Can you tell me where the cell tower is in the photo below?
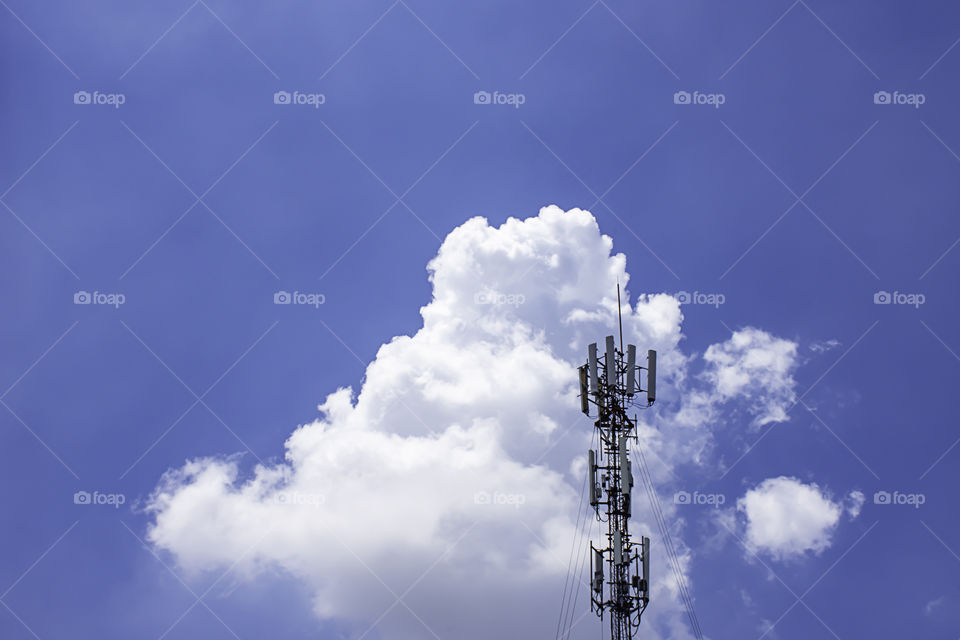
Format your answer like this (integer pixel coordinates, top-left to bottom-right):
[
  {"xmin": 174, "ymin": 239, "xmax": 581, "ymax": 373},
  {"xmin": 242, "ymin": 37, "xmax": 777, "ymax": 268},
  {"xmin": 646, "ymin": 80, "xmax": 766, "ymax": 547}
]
[{"xmin": 578, "ymin": 326, "xmax": 657, "ymax": 639}]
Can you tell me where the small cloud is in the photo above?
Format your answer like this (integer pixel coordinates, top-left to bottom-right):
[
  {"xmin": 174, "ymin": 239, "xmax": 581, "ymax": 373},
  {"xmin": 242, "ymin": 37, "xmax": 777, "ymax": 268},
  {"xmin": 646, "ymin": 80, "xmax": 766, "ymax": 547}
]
[
  {"xmin": 737, "ymin": 476, "xmax": 842, "ymax": 560},
  {"xmin": 924, "ymin": 596, "xmax": 945, "ymax": 616},
  {"xmin": 757, "ymin": 618, "xmax": 781, "ymax": 640},
  {"xmin": 703, "ymin": 328, "xmax": 798, "ymax": 427},
  {"xmin": 810, "ymin": 339, "xmax": 841, "ymax": 353},
  {"xmin": 846, "ymin": 490, "xmax": 865, "ymax": 518}
]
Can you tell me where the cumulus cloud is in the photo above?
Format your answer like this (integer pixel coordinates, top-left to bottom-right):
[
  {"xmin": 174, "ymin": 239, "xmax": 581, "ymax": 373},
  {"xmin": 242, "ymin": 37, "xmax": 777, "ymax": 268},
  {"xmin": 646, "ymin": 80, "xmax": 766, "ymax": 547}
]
[
  {"xmin": 147, "ymin": 206, "xmax": 803, "ymax": 639},
  {"xmin": 703, "ymin": 328, "xmax": 798, "ymax": 426},
  {"xmin": 737, "ymin": 477, "xmax": 843, "ymax": 560}
]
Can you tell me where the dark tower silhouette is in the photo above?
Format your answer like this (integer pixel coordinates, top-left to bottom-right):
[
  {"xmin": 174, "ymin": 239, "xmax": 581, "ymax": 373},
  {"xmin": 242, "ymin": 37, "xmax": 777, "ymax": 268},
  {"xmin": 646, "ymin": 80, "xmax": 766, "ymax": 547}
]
[{"xmin": 579, "ymin": 330, "xmax": 656, "ymax": 639}]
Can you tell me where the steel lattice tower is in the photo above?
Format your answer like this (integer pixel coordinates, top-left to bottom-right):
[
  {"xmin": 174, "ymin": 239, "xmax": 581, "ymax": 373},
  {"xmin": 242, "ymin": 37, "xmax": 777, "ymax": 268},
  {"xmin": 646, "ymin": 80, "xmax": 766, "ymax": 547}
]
[{"xmin": 579, "ymin": 333, "xmax": 656, "ymax": 640}]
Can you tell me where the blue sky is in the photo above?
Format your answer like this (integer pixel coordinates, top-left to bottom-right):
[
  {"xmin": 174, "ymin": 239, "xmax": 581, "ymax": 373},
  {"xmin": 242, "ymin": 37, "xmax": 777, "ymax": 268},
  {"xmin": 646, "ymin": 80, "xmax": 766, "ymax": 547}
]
[{"xmin": 2, "ymin": 1, "xmax": 959, "ymax": 638}]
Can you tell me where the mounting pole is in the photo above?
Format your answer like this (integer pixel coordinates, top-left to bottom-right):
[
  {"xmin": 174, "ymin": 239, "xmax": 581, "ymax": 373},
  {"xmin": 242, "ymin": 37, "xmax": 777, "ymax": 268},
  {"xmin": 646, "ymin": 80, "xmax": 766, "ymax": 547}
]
[{"xmin": 617, "ymin": 282, "xmax": 624, "ymax": 355}]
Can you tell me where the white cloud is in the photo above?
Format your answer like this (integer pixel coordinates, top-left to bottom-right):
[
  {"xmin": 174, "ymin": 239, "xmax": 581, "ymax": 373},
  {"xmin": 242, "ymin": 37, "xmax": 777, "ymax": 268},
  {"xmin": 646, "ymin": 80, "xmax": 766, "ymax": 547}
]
[
  {"xmin": 846, "ymin": 490, "xmax": 865, "ymax": 518},
  {"xmin": 809, "ymin": 339, "xmax": 840, "ymax": 353},
  {"xmin": 147, "ymin": 206, "xmax": 803, "ymax": 639},
  {"xmin": 703, "ymin": 327, "xmax": 798, "ymax": 426},
  {"xmin": 924, "ymin": 595, "xmax": 945, "ymax": 616},
  {"xmin": 737, "ymin": 476, "xmax": 842, "ymax": 560}
]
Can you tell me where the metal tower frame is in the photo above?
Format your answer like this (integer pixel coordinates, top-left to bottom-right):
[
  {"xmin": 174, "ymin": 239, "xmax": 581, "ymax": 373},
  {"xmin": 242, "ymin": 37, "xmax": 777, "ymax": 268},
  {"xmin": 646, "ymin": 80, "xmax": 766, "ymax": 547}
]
[{"xmin": 579, "ymin": 334, "xmax": 656, "ymax": 640}]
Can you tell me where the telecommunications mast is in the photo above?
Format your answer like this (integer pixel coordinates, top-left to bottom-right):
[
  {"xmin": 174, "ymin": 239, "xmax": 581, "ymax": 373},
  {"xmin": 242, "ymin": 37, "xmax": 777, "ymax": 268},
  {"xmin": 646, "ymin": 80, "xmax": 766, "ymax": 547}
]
[{"xmin": 578, "ymin": 312, "xmax": 657, "ymax": 639}]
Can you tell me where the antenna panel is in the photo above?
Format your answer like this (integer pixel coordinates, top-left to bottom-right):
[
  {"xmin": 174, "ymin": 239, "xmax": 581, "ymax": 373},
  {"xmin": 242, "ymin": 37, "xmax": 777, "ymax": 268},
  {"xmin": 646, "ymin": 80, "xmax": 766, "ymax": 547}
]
[
  {"xmin": 626, "ymin": 344, "xmax": 636, "ymax": 395},
  {"xmin": 605, "ymin": 335, "xmax": 615, "ymax": 387},
  {"xmin": 641, "ymin": 536, "xmax": 650, "ymax": 601},
  {"xmin": 619, "ymin": 437, "xmax": 632, "ymax": 491},
  {"xmin": 593, "ymin": 549, "xmax": 604, "ymax": 593},
  {"xmin": 579, "ymin": 365, "xmax": 590, "ymax": 415},
  {"xmin": 588, "ymin": 449, "xmax": 599, "ymax": 507},
  {"xmin": 588, "ymin": 343, "xmax": 599, "ymax": 394},
  {"xmin": 620, "ymin": 437, "xmax": 632, "ymax": 517},
  {"xmin": 647, "ymin": 350, "xmax": 657, "ymax": 404}
]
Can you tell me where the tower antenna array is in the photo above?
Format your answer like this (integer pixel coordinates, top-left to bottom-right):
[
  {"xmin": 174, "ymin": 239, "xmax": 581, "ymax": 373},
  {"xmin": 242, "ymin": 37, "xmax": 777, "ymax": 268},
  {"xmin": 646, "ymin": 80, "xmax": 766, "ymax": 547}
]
[{"xmin": 578, "ymin": 310, "xmax": 657, "ymax": 639}]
